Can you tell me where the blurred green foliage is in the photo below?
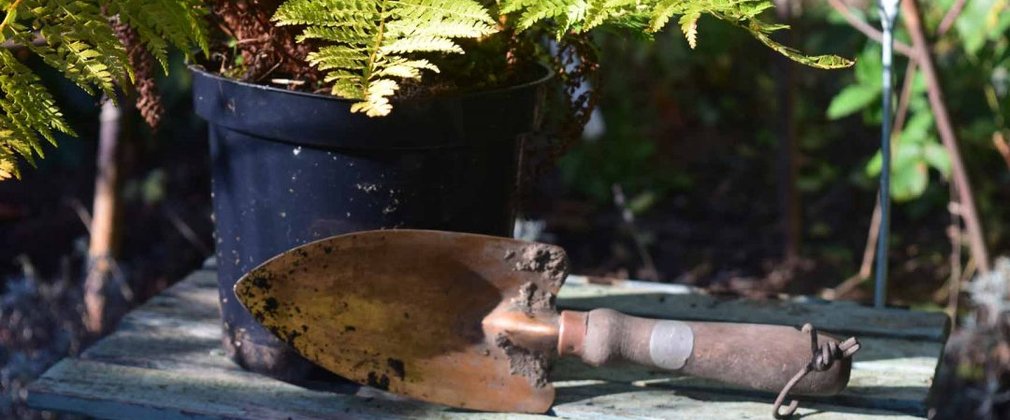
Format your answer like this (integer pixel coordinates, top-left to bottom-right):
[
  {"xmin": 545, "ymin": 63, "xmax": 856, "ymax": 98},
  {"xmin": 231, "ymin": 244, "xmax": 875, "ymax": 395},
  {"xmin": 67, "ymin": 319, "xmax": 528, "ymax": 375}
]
[
  {"xmin": 829, "ymin": 44, "xmax": 951, "ymax": 202},
  {"xmin": 839, "ymin": 0, "xmax": 1009, "ymax": 244},
  {"xmin": 556, "ymin": 0, "xmax": 1010, "ymax": 266},
  {"xmin": 559, "ymin": 16, "xmax": 777, "ymax": 208}
]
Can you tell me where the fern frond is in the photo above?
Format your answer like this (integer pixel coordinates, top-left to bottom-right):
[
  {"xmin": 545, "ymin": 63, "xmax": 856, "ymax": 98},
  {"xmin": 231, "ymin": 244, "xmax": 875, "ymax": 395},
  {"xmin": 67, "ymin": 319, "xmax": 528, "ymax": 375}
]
[
  {"xmin": 26, "ymin": 0, "xmax": 130, "ymax": 96},
  {"xmin": 106, "ymin": 0, "xmax": 210, "ymax": 72},
  {"xmin": 273, "ymin": 2, "xmax": 376, "ymax": 26},
  {"xmin": 299, "ymin": 25, "xmax": 371, "ymax": 40},
  {"xmin": 647, "ymin": 0, "xmax": 685, "ymax": 32},
  {"xmin": 741, "ymin": 20, "xmax": 854, "ymax": 69},
  {"xmin": 350, "ymin": 78, "xmax": 398, "ymax": 116},
  {"xmin": 679, "ymin": 12, "xmax": 699, "ymax": 49},
  {"xmin": 0, "ymin": 145, "xmax": 18, "ymax": 180},
  {"xmin": 308, "ymin": 46, "xmax": 369, "ymax": 71},
  {"xmin": 375, "ymin": 57, "xmax": 438, "ymax": 78},
  {"xmin": 583, "ymin": 0, "xmax": 643, "ymax": 31},
  {"xmin": 0, "ymin": 0, "xmax": 207, "ymax": 179},
  {"xmin": 500, "ymin": 0, "xmax": 851, "ymax": 68},
  {"xmin": 647, "ymin": 0, "xmax": 771, "ymax": 46},
  {"xmin": 501, "ymin": 0, "xmax": 647, "ymax": 36},
  {"xmin": 277, "ymin": 0, "xmax": 496, "ymax": 116},
  {"xmin": 501, "ymin": 0, "xmax": 569, "ymax": 32},
  {"xmin": 0, "ymin": 48, "xmax": 75, "ymax": 179},
  {"xmin": 381, "ymin": 36, "xmax": 463, "ymax": 54}
]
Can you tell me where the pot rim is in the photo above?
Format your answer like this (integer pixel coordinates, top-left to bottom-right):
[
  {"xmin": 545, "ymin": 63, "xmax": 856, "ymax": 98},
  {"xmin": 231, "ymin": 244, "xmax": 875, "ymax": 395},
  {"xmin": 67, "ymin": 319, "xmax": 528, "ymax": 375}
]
[{"xmin": 188, "ymin": 62, "xmax": 553, "ymax": 104}]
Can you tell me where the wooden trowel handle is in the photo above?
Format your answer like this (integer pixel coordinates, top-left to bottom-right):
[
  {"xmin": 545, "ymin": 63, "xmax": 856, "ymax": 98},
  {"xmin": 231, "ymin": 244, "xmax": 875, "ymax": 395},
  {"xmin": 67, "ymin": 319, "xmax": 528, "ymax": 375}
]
[{"xmin": 557, "ymin": 309, "xmax": 854, "ymax": 396}]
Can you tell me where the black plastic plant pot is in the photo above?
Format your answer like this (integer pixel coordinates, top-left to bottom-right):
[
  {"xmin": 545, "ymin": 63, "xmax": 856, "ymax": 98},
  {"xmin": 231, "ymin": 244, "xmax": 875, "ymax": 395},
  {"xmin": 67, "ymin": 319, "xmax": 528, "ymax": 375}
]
[{"xmin": 191, "ymin": 66, "xmax": 550, "ymax": 381}]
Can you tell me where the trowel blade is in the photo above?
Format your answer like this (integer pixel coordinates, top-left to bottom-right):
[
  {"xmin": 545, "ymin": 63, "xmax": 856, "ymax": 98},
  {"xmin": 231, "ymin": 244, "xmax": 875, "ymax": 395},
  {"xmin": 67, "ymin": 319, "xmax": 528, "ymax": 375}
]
[{"xmin": 234, "ymin": 229, "xmax": 567, "ymax": 413}]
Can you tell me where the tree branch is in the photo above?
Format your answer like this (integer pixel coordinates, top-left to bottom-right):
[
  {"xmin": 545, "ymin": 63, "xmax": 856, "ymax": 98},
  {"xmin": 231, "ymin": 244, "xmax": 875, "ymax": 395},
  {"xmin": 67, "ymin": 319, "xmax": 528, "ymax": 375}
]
[
  {"xmin": 937, "ymin": 0, "xmax": 966, "ymax": 36},
  {"xmin": 902, "ymin": 0, "xmax": 990, "ymax": 274},
  {"xmin": 826, "ymin": 0, "xmax": 916, "ymax": 58}
]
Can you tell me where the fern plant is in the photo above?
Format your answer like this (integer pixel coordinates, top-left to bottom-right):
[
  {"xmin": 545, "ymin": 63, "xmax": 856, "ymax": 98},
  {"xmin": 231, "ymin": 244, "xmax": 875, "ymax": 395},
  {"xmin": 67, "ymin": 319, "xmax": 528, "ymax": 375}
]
[
  {"xmin": 0, "ymin": 0, "xmax": 850, "ymax": 180},
  {"xmin": 280, "ymin": 0, "xmax": 852, "ymax": 117},
  {"xmin": 273, "ymin": 0, "xmax": 498, "ymax": 116},
  {"xmin": 0, "ymin": 0, "xmax": 207, "ymax": 180}
]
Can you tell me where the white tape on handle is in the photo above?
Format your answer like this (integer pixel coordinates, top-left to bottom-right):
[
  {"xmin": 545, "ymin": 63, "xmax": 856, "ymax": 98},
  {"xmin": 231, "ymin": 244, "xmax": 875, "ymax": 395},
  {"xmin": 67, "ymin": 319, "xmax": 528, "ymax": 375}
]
[{"xmin": 649, "ymin": 320, "xmax": 694, "ymax": 370}]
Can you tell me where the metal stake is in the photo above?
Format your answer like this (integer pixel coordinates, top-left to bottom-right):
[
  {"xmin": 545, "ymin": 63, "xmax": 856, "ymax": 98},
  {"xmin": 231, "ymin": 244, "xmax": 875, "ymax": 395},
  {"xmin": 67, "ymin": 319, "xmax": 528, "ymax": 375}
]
[{"xmin": 875, "ymin": 0, "xmax": 900, "ymax": 308}]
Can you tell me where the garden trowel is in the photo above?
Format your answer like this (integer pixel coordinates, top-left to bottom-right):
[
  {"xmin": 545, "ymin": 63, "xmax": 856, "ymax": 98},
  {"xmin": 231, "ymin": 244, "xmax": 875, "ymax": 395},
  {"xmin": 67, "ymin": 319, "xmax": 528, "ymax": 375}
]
[{"xmin": 235, "ymin": 229, "xmax": 857, "ymax": 414}]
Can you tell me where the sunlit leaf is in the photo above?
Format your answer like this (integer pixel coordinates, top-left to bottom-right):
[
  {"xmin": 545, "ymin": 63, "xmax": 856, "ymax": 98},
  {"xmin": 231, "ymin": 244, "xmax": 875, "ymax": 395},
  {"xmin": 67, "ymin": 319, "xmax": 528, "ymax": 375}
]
[
  {"xmin": 923, "ymin": 142, "xmax": 951, "ymax": 179},
  {"xmin": 827, "ymin": 84, "xmax": 879, "ymax": 119},
  {"xmin": 890, "ymin": 162, "xmax": 928, "ymax": 202},
  {"xmin": 954, "ymin": 0, "xmax": 996, "ymax": 55},
  {"xmin": 854, "ymin": 44, "xmax": 883, "ymax": 86}
]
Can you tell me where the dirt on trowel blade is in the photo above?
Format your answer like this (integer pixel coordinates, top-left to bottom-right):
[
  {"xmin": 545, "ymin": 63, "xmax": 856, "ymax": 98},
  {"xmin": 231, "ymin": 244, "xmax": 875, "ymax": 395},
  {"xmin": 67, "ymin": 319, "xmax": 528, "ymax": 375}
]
[
  {"xmin": 495, "ymin": 243, "xmax": 570, "ymax": 388},
  {"xmin": 506, "ymin": 244, "xmax": 568, "ymax": 314}
]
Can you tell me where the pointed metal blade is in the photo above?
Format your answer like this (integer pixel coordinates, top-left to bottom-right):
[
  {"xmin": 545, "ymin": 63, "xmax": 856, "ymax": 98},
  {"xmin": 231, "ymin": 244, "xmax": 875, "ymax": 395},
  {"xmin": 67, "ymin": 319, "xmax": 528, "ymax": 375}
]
[{"xmin": 235, "ymin": 229, "xmax": 567, "ymax": 413}]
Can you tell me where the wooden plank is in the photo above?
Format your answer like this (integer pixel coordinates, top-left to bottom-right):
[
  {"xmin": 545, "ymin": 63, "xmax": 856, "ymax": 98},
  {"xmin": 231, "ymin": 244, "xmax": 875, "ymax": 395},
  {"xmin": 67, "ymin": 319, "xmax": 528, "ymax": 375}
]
[
  {"xmin": 27, "ymin": 269, "xmax": 943, "ymax": 419},
  {"xmin": 83, "ymin": 303, "xmax": 938, "ymax": 417},
  {"xmin": 550, "ymin": 380, "xmax": 920, "ymax": 419},
  {"xmin": 27, "ymin": 358, "xmax": 916, "ymax": 420},
  {"xmin": 558, "ymin": 280, "xmax": 950, "ymax": 342},
  {"xmin": 87, "ymin": 307, "xmax": 937, "ymax": 415},
  {"xmin": 28, "ymin": 358, "xmax": 539, "ymax": 419},
  {"xmin": 551, "ymin": 346, "xmax": 934, "ymax": 416}
]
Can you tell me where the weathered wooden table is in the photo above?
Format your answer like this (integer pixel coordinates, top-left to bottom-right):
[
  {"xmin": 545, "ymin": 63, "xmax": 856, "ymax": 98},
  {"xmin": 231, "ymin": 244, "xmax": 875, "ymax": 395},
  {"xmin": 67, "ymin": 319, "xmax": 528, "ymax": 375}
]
[{"xmin": 28, "ymin": 263, "xmax": 948, "ymax": 419}]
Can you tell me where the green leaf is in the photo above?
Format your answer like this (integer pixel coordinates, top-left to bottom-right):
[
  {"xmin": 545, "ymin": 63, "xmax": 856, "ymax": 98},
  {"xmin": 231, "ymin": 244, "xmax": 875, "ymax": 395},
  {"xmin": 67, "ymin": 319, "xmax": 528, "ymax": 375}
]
[
  {"xmin": 827, "ymin": 84, "xmax": 879, "ymax": 119},
  {"xmin": 854, "ymin": 44, "xmax": 882, "ymax": 86},
  {"xmin": 923, "ymin": 142, "xmax": 951, "ymax": 179},
  {"xmin": 866, "ymin": 139, "xmax": 920, "ymax": 175},
  {"xmin": 890, "ymin": 162, "xmax": 928, "ymax": 202},
  {"xmin": 900, "ymin": 110, "xmax": 934, "ymax": 144},
  {"xmin": 865, "ymin": 141, "xmax": 933, "ymax": 202},
  {"xmin": 911, "ymin": 71, "xmax": 927, "ymax": 95},
  {"xmin": 954, "ymin": 0, "xmax": 996, "ymax": 56},
  {"xmin": 865, "ymin": 150, "xmax": 882, "ymax": 177}
]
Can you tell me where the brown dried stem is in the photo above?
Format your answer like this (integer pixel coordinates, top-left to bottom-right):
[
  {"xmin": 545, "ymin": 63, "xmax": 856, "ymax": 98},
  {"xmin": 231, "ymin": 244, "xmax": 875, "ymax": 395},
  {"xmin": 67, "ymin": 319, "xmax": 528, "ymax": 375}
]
[
  {"xmin": 937, "ymin": 0, "xmax": 966, "ymax": 36},
  {"xmin": 84, "ymin": 98, "xmax": 125, "ymax": 334},
  {"xmin": 902, "ymin": 0, "xmax": 990, "ymax": 274},
  {"xmin": 993, "ymin": 132, "xmax": 1010, "ymax": 170},
  {"xmin": 826, "ymin": 0, "xmax": 915, "ymax": 58},
  {"xmin": 947, "ymin": 182, "xmax": 962, "ymax": 323}
]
